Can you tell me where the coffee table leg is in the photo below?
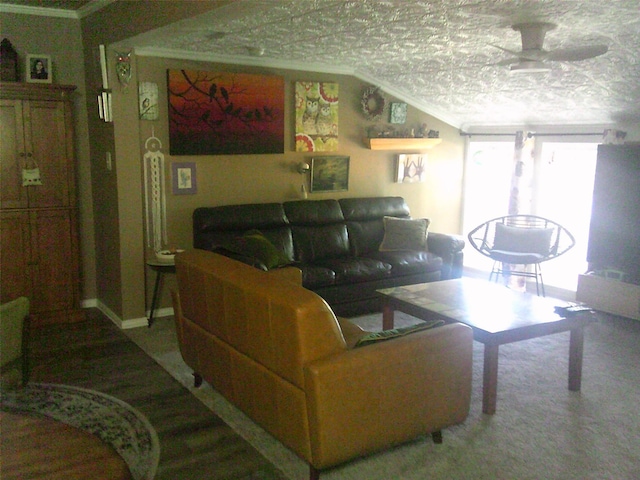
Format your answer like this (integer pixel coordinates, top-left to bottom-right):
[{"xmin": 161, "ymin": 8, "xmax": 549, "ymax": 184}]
[
  {"xmin": 483, "ymin": 344, "xmax": 499, "ymax": 415},
  {"xmin": 382, "ymin": 304, "xmax": 395, "ymax": 330},
  {"xmin": 568, "ymin": 326, "xmax": 585, "ymax": 391}
]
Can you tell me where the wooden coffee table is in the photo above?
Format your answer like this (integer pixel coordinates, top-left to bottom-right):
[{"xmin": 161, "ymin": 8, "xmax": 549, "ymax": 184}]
[{"xmin": 378, "ymin": 278, "xmax": 595, "ymax": 414}]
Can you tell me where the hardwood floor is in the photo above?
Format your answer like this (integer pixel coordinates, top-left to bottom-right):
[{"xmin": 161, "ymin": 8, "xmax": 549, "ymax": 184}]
[{"xmin": 22, "ymin": 308, "xmax": 287, "ymax": 480}]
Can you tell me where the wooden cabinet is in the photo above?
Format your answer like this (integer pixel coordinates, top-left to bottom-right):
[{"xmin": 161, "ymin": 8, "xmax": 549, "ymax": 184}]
[{"xmin": 0, "ymin": 83, "xmax": 83, "ymax": 324}]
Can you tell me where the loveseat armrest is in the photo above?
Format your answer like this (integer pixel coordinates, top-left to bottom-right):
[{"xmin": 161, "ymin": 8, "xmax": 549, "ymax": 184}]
[
  {"xmin": 303, "ymin": 322, "xmax": 473, "ymax": 470},
  {"xmin": 427, "ymin": 232, "xmax": 465, "ymax": 279},
  {"xmin": 267, "ymin": 266, "xmax": 303, "ymax": 284}
]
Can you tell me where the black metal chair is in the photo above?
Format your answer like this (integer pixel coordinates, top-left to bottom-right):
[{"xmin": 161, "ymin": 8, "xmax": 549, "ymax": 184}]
[{"xmin": 467, "ymin": 215, "xmax": 576, "ymax": 296}]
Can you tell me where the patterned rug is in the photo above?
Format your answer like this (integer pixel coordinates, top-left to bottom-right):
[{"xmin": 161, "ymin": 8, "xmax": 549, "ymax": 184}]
[{"xmin": 0, "ymin": 383, "xmax": 160, "ymax": 480}]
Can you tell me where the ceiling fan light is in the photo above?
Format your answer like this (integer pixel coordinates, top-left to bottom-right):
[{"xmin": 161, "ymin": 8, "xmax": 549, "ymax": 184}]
[{"xmin": 510, "ymin": 61, "xmax": 551, "ymax": 73}]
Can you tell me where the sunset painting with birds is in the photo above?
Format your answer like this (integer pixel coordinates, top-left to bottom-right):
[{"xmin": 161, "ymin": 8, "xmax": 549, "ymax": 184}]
[{"xmin": 167, "ymin": 70, "xmax": 284, "ymax": 155}]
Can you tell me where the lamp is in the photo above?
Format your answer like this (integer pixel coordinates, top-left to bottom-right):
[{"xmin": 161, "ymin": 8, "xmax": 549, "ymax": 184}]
[
  {"xmin": 297, "ymin": 162, "xmax": 310, "ymax": 199},
  {"xmin": 297, "ymin": 162, "xmax": 310, "ymax": 174}
]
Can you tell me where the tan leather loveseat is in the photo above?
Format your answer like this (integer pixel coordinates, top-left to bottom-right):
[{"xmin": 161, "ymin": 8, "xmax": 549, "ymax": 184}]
[{"xmin": 172, "ymin": 249, "xmax": 473, "ymax": 479}]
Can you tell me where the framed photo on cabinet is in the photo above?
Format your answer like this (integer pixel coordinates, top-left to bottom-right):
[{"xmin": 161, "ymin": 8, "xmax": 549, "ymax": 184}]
[{"xmin": 26, "ymin": 54, "xmax": 52, "ymax": 83}]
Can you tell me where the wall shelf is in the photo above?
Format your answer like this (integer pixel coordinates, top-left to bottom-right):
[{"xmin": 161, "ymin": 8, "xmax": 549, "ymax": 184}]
[{"xmin": 365, "ymin": 137, "xmax": 442, "ymax": 151}]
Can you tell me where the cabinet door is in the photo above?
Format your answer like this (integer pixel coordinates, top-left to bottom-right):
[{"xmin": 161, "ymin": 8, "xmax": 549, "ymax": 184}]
[
  {"xmin": 29, "ymin": 209, "xmax": 78, "ymax": 313},
  {"xmin": 0, "ymin": 99, "xmax": 28, "ymax": 209},
  {"xmin": 24, "ymin": 100, "xmax": 71, "ymax": 208},
  {"xmin": 0, "ymin": 210, "xmax": 31, "ymax": 303}
]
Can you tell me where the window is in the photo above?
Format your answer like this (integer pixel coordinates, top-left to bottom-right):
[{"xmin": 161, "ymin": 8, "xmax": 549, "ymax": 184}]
[{"xmin": 463, "ymin": 137, "xmax": 598, "ymax": 294}]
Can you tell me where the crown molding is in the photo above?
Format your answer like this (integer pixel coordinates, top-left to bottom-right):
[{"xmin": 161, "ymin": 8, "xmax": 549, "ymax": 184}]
[
  {"xmin": 0, "ymin": 0, "xmax": 113, "ymax": 18},
  {"xmin": 0, "ymin": 2, "xmax": 76, "ymax": 18},
  {"xmin": 133, "ymin": 46, "xmax": 356, "ymax": 75}
]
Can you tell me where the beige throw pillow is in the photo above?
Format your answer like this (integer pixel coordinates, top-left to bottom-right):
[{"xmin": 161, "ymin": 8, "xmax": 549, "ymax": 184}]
[{"xmin": 379, "ymin": 216, "xmax": 430, "ymax": 251}]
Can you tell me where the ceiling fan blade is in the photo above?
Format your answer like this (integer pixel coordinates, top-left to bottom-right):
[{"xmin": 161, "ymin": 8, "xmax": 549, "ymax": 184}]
[
  {"xmin": 490, "ymin": 44, "xmax": 521, "ymax": 56},
  {"xmin": 495, "ymin": 58, "xmax": 520, "ymax": 66},
  {"xmin": 544, "ymin": 45, "xmax": 609, "ymax": 62}
]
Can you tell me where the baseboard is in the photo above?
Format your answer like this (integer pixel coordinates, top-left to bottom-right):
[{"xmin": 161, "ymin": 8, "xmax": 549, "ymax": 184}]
[
  {"xmin": 147, "ymin": 307, "xmax": 174, "ymax": 320},
  {"xmin": 82, "ymin": 298, "xmax": 148, "ymax": 329}
]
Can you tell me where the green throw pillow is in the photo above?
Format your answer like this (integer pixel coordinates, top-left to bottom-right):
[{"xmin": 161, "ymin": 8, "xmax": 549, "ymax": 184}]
[
  {"xmin": 355, "ymin": 319, "xmax": 444, "ymax": 347},
  {"xmin": 224, "ymin": 230, "xmax": 290, "ymax": 270},
  {"xmin": 379, "ymin": 216, "xmax": 430, "ymax": 251}
]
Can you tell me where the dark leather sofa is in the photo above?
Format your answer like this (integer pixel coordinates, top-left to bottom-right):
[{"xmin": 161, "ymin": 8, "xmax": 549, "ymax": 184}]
[{"xmin": 193, "ymin": 196, "xmax": 465, "ymax": 317}]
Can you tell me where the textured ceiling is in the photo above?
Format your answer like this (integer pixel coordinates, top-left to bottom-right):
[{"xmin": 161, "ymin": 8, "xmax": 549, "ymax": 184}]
[
  {"xmin": 7, "ymin": 0, "xmax": 640, "ymax": 128},
  {"xmin": 125, "ymin": 0, "xmax": 640, "ymax": 129}
]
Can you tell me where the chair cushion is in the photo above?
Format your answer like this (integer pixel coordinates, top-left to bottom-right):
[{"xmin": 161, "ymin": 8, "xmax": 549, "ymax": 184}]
[
  {"xmin": 493, "ymin": 223, "xmax": 553, "ymax": 255},
  {"xmin": 379, "ymin": 216, "xmax": 430, "ymax": 251}
]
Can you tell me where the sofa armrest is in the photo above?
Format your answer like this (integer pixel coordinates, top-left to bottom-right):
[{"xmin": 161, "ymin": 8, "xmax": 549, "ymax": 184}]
[
  {"xmin": 266, "ymin": 266, "xmax": 303, "ymax": 284},
  {"xmin": 303, "ymin": 323, "xmax": 473, "ymax": 469},
  {"xmin": 427, "ymin": 232, "xmax": 465, "ymax": 279}
]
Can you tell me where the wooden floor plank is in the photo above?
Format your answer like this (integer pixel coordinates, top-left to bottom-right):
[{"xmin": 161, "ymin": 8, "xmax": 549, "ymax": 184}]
[{"xmin": 21, "ymin": 309, "xmax": 287, "ymax": 480}]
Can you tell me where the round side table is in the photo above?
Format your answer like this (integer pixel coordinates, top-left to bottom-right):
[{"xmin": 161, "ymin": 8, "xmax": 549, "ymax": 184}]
[{"xmin": 146, "ymin": 259, "xmax": 176, "ymax": 327}]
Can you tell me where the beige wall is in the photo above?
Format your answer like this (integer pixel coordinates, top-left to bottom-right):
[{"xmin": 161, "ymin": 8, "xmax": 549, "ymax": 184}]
[
  {"xmin": 74, "ymin": 0, "xmax": 465, "ymax": 322},
  {"xmin": 5, "ymin": 1, "xmax": 635, "ymax": 324},
  {"xmin": 112, "ymin": 55, "xmax": 465, "ymax": 317},
  {"xmin": 0, "ymin": 11, "xmax": 96, "ymax": 301}
]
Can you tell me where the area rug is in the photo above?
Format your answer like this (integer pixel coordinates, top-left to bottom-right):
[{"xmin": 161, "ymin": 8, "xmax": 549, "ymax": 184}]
[
  {"xmin": 0, "ymin": 383, "xmax": 160, "ymax": 480},
  {"xmin": 127, "ymin": 311, "xmax": 640, "ymax": 480}
]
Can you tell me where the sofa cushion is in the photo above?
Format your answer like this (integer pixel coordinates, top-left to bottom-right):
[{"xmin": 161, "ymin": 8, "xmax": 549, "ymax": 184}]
[
  {"xmin": 222, "ymin": 230, "xmax": 290, "ymax": 270},
  {"xmin": 313, "ymin": 257, "xmax": 391, "ymax": 284},
  {"xmin": 341, "ymin": 197, "xmax": 412, "ymax": 256},
  {"xmin": 367, "ymin": 250, "xmax": 442, "ymax": 276},
  {"xmin": 301, "ymin": 265, "xmax": 337, "ymax": 288},
  {"xmin": 339, "ymin": 197, "xmax": 410, "ymax": 220},
  {"xmin": 193, "ymin": 203, "xmax": 295, "ymax": 260},
  {"xmin": 291, "ymin": 224, "xmax": 350, "ymax": 263},
  {"xmin": 379, "ymin": 216, "xmax": 430, "ymax": 251}
]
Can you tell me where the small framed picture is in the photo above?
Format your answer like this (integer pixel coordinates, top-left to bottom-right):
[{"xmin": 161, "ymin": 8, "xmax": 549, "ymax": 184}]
[
  {"xmin": 311, "ymin": 156, "xmax": 349, "ymax": 192},
  {"xmin": 172, "ymin": 162, "xmax": 197, "ymax": 195},
  {"xmin": 396, "ymin": 154, "xmax": 427, "ymax": 183},
  {"xmin": 389, "ymin": 102, "xmax": 407, "ymax": 124},
  {"xmin": 26, "ymin": 54, "xmax": 52, "ymax": 83}
]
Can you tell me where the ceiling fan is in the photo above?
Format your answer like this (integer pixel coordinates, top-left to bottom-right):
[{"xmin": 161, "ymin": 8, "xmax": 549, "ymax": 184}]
[{"xmin": 495, "ymin": 22, "xmax": 609, "ymax": 72}]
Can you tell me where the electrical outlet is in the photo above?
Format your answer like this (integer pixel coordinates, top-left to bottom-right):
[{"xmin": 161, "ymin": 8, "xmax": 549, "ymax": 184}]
[{"xmin": 106, "ymin": 151, "xmax": 112, "ymax": 170}]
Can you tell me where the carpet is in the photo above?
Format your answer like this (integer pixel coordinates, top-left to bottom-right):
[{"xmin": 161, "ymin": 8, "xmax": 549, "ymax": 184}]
[
  {"xmin": 127, "ymin": 311, "xmax": 640, "ymax": 480},
  {"xmin": 0, "ymin": 383, "xmax": 160, "ymax": 480}
]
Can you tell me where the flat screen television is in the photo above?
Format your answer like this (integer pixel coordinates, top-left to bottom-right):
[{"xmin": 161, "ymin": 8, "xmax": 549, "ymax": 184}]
[{"xmin": 586, "ymin": 144, "xmax": 640, "ymax": 284}]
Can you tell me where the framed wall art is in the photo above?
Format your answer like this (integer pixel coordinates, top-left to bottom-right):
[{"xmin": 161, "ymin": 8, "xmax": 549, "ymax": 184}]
[
  {"xmin": 172, "ymin": 162, "xmax": 197, "ymax": 195},
  {"xmin": 390, "ymin": 102, "xmax": 407, "ymax": 124},
  {"xmin": 396, "ymin": 154, "xmax": 427, "ymax": 183},
  {"xmin": 167, "ymin": 69, "xmax": 284, "ymax": 155},
  {"xmin": 26, "ymin": 54, "xmax": 52, "ymax": 83},
  {"xmin": 311, "ymin": 156, "xmax": 349, "ymax": 192},
  {"xmin": 295, "ymin": 81, "xmax": 339, "ymax": 152}
]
